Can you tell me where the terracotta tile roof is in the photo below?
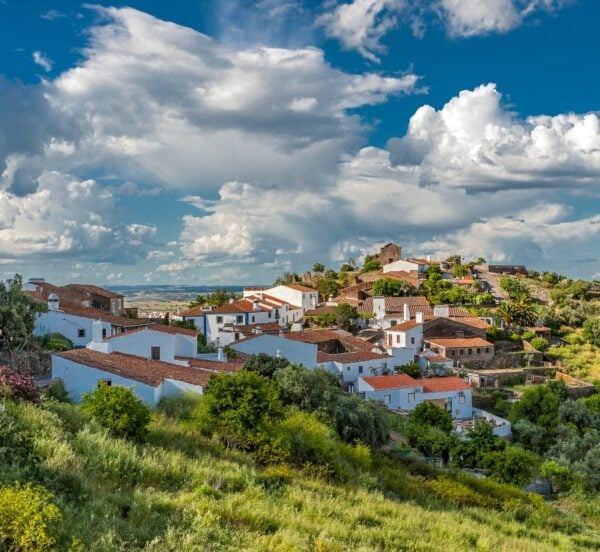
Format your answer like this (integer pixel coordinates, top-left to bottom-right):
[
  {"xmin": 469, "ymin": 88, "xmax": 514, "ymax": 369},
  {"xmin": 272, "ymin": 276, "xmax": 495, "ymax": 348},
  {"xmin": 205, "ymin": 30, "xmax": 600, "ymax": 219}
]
[
  {"xmin": 304, "ymin": 306, "xmax": 336, "ymax": 317},
  {"xmin": 57, "ymin": 303, "xmax": 154, "ymax": 328},
  {"xmin": 186, "ymin": 358, "xmax": 244, "ymax": 373},
  {"xmin": 209, "ymin": 299, "xmax": 270, "ymax": 314},
  {"xmin": 423, "ymin": 354, "xmax": 451, "ymax": 363},
  {"xmin": 180, "ymin": 305, "xmax": 209, "ymax": 316},
  {"xmin": 360, "ymin": 373, "xmax": 419, "ymax": 390},
  {"xmin": 453, "ymin": 316, "xmax": 491, "ymax": 330},
  {"xmin": 227, "ymin": 322, "xmax": 283, "ymax": 334},
  {"xmin": 283, "ymin": 284, "xmax": 316, "ymax": 293},
  {"xmin": 286, "ymin": 330, "xmax": 374, "ymax": 351},
  {"xmin": 317, "ymin": 351, "xmax": 389, "ymax": 364},
  {"xmin": 408, "ymin": 258, "xmax": 440, "ymax": 265},
  {"xmin": 387, "ymin": 320, "xmax": 422, "ymax": 332},
  {"xmin": 61, "ymin": 284, "xmax": 124, "ymax": 299},
  {"xmin": 358, "ymin": 296, "xmax": 429, "ymax": 314},
  {"xmin": 422, "ymin": 377, "xmax": 470, "ymax": 392},
  {"xmin": 55, "ymin": 349, "xmax": 211, "ymax": 387},
  {"xmin": 426, "ymin": 337, "xmax": 494, "ymax": 349}
]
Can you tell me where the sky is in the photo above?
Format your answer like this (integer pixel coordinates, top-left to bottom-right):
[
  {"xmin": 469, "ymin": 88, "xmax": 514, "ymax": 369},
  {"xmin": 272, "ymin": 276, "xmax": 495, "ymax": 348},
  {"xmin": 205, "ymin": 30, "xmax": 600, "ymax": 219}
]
[{"xmin": 0, "ymin": 0, "xmax": 599, "ymax": 285}]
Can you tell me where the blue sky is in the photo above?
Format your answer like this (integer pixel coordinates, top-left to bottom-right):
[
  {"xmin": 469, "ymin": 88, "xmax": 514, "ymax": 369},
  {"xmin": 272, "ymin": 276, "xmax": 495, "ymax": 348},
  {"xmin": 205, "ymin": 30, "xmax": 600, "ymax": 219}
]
[{"xmin": 0, "ymin": 0, "xmax": 599, "ymax": 285}]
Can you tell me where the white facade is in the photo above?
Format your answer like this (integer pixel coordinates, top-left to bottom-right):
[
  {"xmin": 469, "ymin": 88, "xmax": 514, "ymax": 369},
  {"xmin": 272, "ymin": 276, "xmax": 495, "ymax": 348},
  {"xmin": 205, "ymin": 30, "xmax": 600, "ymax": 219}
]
[
  {"xmin": 263, "ymin": 285, "xmax": 318, "ymax": 310},
  {"xmin": 35, "ymin": 310, "xmax": 114, "ymax": 348},
  {"xmin": 87, "ymin": 326, "xmax": 198, "ymax": 364},
  {"xmin": 319, "ymin": 357, "xmax": 389, "ymax": 384},
  {"xmin": 357, "ymin": 377, "xmax": 473, "ymax": 419},
  {"xmin": 230, "ymin": 334, "xmax": 318, "ymax": 367},
  {"xmin": 205, "ymin": 309, "xmax": 276, "ymax": 343},
  {"xmin": 182, "ymin": 314, "xmax": 206, "ymax": 333},
  {"xmin": 51, "ymin": 355, "xmax": 204, "ymax": 406},
  {"xmin": 385, "ymin": 324, "xmax": 423, "ymax": 351},
  {"xmin": 383, "ymin": 259, "xmax": 431, "ymax": 274}
]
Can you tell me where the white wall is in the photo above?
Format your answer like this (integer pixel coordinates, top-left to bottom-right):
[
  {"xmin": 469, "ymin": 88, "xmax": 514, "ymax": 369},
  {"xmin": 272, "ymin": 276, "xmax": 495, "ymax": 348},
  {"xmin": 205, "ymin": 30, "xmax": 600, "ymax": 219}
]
[
  {"xmin": 325, "ymin": 357, "xmax": 390, "ymax": 384},
  {"xmin": 383, "ymin": 260, "xmax": 421, "ymax": 273},
  {"xmin": 52, "ymin": 355, "xmax": 158, "ymax": 405},
  {"xmin": 231, "ymin": 334, "xmax": 318, "ymax": 368},
  {"xmin": 160, "ymin": 378, "xmax": 204, "ymax": 399},
  {"xmin": 205, "ymin": 310, "xmax": 275, "ymax": 342},
  {"xmin": 35, "ymin": 311, "xmax": 113, "ymax": 348},
  {"xmin": 385, "ymin": 325, "xmax": 423, "ymax": 350},
  {"xmin": 182, "ymin": 315, "xmax": 205, "ymax": 333},
  {"xmin": 267, "ymin": 286, "xmax": 318, "ymax": 309}
]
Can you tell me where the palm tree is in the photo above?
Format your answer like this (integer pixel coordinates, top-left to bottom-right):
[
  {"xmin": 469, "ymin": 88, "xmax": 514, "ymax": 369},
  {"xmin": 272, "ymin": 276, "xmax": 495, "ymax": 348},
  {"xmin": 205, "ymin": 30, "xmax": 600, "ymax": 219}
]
[
  {"xmin": 496, "ymin": 302, "xmax": 516, "ymax": 328},
  {"xmin": 511, "ymin": 294, "xmax": 538, "ymax": 326}
]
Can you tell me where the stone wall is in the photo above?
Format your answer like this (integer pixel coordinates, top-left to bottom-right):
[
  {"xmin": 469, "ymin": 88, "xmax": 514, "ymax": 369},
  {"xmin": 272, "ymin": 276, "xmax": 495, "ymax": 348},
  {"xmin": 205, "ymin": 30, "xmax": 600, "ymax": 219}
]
[{"xmin": 0, "ymin": 351, "xmax": 51, "ymax": 376}]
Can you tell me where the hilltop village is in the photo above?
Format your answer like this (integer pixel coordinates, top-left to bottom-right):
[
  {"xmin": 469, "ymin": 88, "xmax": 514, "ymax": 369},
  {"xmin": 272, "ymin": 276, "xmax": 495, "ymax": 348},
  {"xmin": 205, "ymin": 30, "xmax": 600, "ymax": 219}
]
[{"xmin": 2, "ymin": 243, "xmax": 600, "ymax": 550}]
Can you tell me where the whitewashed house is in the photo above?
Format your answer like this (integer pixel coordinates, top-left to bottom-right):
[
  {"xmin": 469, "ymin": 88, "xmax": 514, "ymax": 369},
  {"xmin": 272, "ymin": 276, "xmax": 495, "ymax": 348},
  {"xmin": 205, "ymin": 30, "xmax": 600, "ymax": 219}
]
[
  {"xmin": 87, "ymin": 322, "xmax": 199, "ymax": 364},
  {"xmin": 316, "ymin": 350, "xmax": 390, "ymax": 389},
  {"xmin": 357, "ymin": 373, "xmax": 472, "ymax": 419},
  {"xmin": 245, "ymin": 284, "xmax": 318, "ymax": 310},
  {"xmin": 52, "ymin": 349, "xmax": 210, "ymax": 406},
  {"xmin": 230, "ymin": 333, "xmax": 318, "ymax": 367},
  {"xmin": 382, "ymin": 258, "xmax": 437, "ymax": 276},
  {"xmin": 34, "ymin": 294, "xmax": 153, "ymax": 348}
]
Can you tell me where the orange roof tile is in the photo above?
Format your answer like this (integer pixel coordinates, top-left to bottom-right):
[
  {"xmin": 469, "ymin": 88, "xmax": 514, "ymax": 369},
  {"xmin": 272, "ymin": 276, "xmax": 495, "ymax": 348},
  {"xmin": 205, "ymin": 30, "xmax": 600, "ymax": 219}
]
[
  {"xmin": 55, "ymin": 349, "xmax": 211, "ymax": 387},
  {"xmin": 387, "ymin": 320, "xmax": 422, "ymax": 332},
  {"xmin": 422, "ymin": 377, "xmax": 470, "ymax": 392},
  {"xmin": 360, "ymin": 373, "xmax": 419, "ymax": 390},
  {"xmin": 317, "ymin": 350, "xmax": 389, "ymax": 364},
  {"xmin": 426, "ymin": 337, "xmax": 493, "ymax": 349},
  {"xmin": 57, "ymin": 303, "xmax": 154, "ymax": 328}
]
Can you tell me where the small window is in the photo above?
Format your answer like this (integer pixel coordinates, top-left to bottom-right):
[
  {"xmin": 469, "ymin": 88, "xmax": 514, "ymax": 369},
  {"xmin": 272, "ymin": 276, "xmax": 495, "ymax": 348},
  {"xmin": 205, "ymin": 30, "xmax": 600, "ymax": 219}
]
[
  {"xmin": 102, "ymin": 329, "xmax": 107, "ymax": 339},
  {"xmin": 383, "ymin": 394, "xmax": 391, "ymax": 406},
  {"xmin": 411, "ymin": 337, "xmax": 415, "ymax": 345},
  {"xmin": 236, "ymin": 315, "xmax": 244, "ymax": 324},
  {"xmin": 346, "ymin": 366, "xmax": 351, "ymax": 371},
  {"xmin": 268, "ymin": 311, "xmax": 272, "ymax": 318},
  {"xmin": 151, "ymin": 346, "xmax": 160, "ymax": 360},
  {"xmin": 252, "ymin": 315, "xmax": 255, "ymax": 323},
  {"xmin": 77, "ymin": 329, "xmax": 86, "ymax": 338},
  {"xmin": 216, "ymin": 316, "xmax": 223, "ymax": 324},
  {"xmin": 358, "ymin": 366, "xmax": 363, "ymax": 374},
  {"xmin": 449, "ymin": 350, "xmax": 455, "ymax": 356},
  {"xmin": 468, "ymin": 349, "xmax": 472, "ymax": 355},
  {"xmin": 459, "ymin": 394, "xmax": 466, "ymax": 404},
  {"xmin": 396, "ymin": 335, "xmax": 400, "ymax": 344},
  {"xmin": 408, "ymin": 392, "xmax": 415, "ymax": 403},
  {"xmin": 476, "ymin": 348, "xmax": 481, "ymax": 354},
  {"xmin": 459, "ymin": 349, "xmax": 464, "ymax": 355},
  {"xmin": 486, "ymin": 347, "xmax": 490, "ymax": 353}
]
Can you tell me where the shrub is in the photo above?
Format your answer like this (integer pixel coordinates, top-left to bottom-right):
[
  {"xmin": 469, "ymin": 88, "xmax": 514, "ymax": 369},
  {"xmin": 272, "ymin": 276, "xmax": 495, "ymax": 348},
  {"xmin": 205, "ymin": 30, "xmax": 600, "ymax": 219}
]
[
  {"xmin": 39, "ymin": 333, "xmax": 74, "ymax": 352},
  {"xmin": 81, "ymin": 384, "xmax": 151, "ymax": 440},
  {"xmin": 157, "ymin": 391, "xmax": 203, "ymax": 420},
  {"xmin": 243, "ymin": 353, "xmax": 290, "ymax": 378},
  {"xmin": 582, "ymin": 318, "xmax": 600, "ymax": 347},
  {"xmin": 43, "ymin": 379, "xmax": 71, "ymax": 403},
  {"xmin": 530, "ymin": 337, "xmax": 549, "ymax": 352},
  {"xmin": 483, "ymin": 446, "xmax": 538, "ymax": 486},
  {"xmin": 334, "ymin": 395, "xmax": 389, "ymax": 448},
  {"xmin": 0, "ymin": 366, "xmax": 39, "ymax": 403},
  {"xmin": 258, "ymin": 465, "xmax": 295, "ymax": 490},
  {"xmin": 0, "ymin": 482, "xmax": 62, "ymax": 551},
  {"xmin": 409, "ymin": 402, "xmax": 452, "ymax": 433}
]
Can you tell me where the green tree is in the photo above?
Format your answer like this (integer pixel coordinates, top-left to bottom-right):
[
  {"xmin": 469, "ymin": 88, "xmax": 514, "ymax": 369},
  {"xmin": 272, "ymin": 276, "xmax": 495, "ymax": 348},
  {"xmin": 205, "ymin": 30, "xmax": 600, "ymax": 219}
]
[
  {"xmin": 582, "ymin": 318, "xmax": 600, "ymax": 347},
  {"xmin": 202, "ymin": 372, "xmax": 283, "ymax": 445},
  {"xmin": 312, "ymin": 262, "xmax": 325, "ymax": 274},
  {"xmin": 372, "ymin": 278, "xmax": 414, "ymax": 297},
  {"xmin": 530, "ymin": 337, "xmax": 549, "ymax": 351},
  {"xmin": 452, "ymin": 264, "xmax": 469, "ymax": 278},
  {"xmin": 395, "ymin": 361, "xmax": 421, "ymax": 378},
  {"xmin": 81, "ymin": 384, "xmax": 151, "ymax": 440},
  {"xmin": 334, "ymin": 395, "xmax": 389, "ymax": 448},
  {"xmin": 361, "ymin": 255, "xmax": 381, "ymax": 273},
  {"xmin": 496, "ymin": 302, "xmax": 517, "ymax": 328},
  {"xmin": 331, "ymin": 303, "xmax": 359, "ymax": 331},
  {"xmin": 189, "ymin": 288, "xmax": 241, "ymax": 308},
  {"xmin": 409, "ymin": 402, "xmax": 452, "ymax": 433},
  {"xmin": 315, "ymin": 275, "xmax": 340, "ymax": 301},
  {"xmin": 450, "ymin": 420, "xmax": 505, "ymax": 468},
  {"xmin": 0, "ymin": 275, "xmax": 47, "ymax": 351},
  {"xmin": 510, "ymin": 385, "xmax": 560, "ymax": 430},
  {"xmin": 244, "ymin": 353, "xmax": 290, "ymax": 378},
  {"xmin": 540, "ymin": 460, "xmax": 574, "ymax": 493},
  {"xmin": 483, "ymin": 446, "xmax": 538, "ymax": 486}
]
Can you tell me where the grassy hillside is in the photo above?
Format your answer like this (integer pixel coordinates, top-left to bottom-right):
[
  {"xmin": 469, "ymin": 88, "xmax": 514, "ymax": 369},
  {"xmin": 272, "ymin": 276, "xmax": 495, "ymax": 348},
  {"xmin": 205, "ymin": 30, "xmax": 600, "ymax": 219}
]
[{"xmin": 2, "ymin": 396, "xmax": 600, "ymax": 551}]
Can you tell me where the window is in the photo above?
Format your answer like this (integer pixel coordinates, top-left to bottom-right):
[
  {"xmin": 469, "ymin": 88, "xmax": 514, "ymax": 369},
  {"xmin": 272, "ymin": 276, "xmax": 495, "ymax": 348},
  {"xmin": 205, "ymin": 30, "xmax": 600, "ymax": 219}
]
[
  {"xmin": 476, "ymin": 348, "xmax": 481, "ymax": 354},
  {"xmin": 468, "ymin": 348, "xmax": 472, "ymax": 355},
  {"xmin": 411, "ymin": 337, "xmax": 415, "ymax": 345},
  {"xmin": 449, "ymin": 350, "xmax": 455, "ymax": 356},
  {"xmin": 151, "ymin": 346, "xmax": 160, "ymax": 360},
  {"xmin": 486, "ymin": 347, "xmax": 490, "ymax": 353},
  {"xmin": 236, "ymin": 315, "xmax": 244, "ymax": 324},
  {"xmin": 102, "ymin": 329, "xmax": 107, "ymax": 339},
  {"xmin": 358, "ymin": 366, "xmax": 363, "ymax": 374},
  {"xmin": 251, "ymin": 315, "xmax": 256, "ymax": 322},
  {"xmin": 459, "ymin": 349, "xmax": 464, "ymax": 355},
  {"xmin": 459, "ymin": 394, "xmax": 466, "ymax": 404},
  {"xmin": 408, "ymin": 392, "xmax": 415, "ymax": 403},
  {"xmin": 77, "ymin": 329, "xmax": 86, "ymax": 338},
  {"xmin": 268, "ymin": 311, "xmax": 272, "ymax": 318},
  {"xmin": 346, "ymin": 366, "xmax": 351, "ymax": 371},
  {"xmin": 383, "ymin": 394, "xmax": 391, "ymax": 406},
  {"xmin": 396, "ymin": 335, "xmax": 400, "ymax": 344},
  {"xmin": 216, "ymin": 316, "xmax": 223, "ymax": 324}
]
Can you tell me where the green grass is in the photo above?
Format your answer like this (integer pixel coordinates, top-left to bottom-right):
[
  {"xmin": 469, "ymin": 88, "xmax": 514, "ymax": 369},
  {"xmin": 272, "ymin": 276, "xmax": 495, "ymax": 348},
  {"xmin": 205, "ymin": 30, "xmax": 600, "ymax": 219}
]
[
  {"xmin": 1, "ymin": 397, "xmax": 600, "ymax": 551},
  {"xmin": 548, "ymin": 330, "xmax": 600, "ymax": 382}
]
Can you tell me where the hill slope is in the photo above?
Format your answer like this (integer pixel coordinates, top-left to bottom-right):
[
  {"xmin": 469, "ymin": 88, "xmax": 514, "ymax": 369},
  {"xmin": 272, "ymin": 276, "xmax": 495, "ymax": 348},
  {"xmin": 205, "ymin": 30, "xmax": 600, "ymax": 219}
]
[{"xmin": 2, "ymin": 397, "xmax": 600, "ymax": 551}]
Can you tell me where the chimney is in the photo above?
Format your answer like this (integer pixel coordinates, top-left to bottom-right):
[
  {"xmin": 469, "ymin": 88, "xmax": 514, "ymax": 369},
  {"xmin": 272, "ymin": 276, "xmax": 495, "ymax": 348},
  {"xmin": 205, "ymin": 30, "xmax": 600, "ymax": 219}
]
[
  {"xmin": 92, "ymin": 319, "xmax": 103, "ymax": 343},
  {"xmin": 426, "ymin": 254, "xmax": 432, "ymax": 262},
  {"xmin": 276, "ymin": 349, "xmax": 282, "ymax": 359},
  {"xmin": 373, "ymin": 296, "xmax": 386, "ymax": 320},
  {"xmin": 255, "ymin": 326, "xmax": 263, "ymax": 335},
  {"xmin": 253, "ymin": 299, "xmax": 260, "ymax": 311},
  {"xmin": 403, "ymin": 303, "xmax": 410, "ymax": 321},
  {"xmin": 434, "ymin": 305, "xmax": 450, "ymax": 318},
  {"xmin": 415, "ymin": 311, "xmax": 424, "ymax": 324},
  {"xmin": 48, "ymin": 293, "xmax": 59, "ymax": 311},
  {"xmin": 217, "ymin": 345, "xmax": 225, "ymax": 362}
]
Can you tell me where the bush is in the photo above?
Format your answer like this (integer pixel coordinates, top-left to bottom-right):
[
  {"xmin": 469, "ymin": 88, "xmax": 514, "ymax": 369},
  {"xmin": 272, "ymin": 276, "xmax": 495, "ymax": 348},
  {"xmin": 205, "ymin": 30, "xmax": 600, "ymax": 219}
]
[
  {"xmin": 39, "ymin": 333, "xmax": 74, "ymax": 352},
  {"xmin": 530, "ymin": 337, "xmax": 549, "ymax": 352},
  {"xmin": 395, "ymin": 362, "xmax": 421, "ymax": 378},
  {"xmin": 0, "ymin": 482, "xmax": 62, "ymax": 551},
  {"xmin": 409, "ymin": 402, "xmax": 452, "ymax": 433},
  {"xmin": 582, "ymin": 318, "xmax": 600, "ymax": 347},
  {"xmin": 483, "ymin": 446, "xmax": 538, "ymax": 486},
  {"xmin": 0, "ymin": 366, "xmax": 39, "ymax": 403},
  {"xmin": 334, "ymin": 395, "xmax": 389, "ymax": 448},
  {"xmin": 244, "ymin": 353, "xmax": 290, "ymax": 378},
  {"xmin": 157, "ymin": 391, "xmax": 203, "ymax": 420},
  {"xmin": 81, "ymin": 384, "xmax": 151, "ymax": 440},
  {"xmin": 43, "ymin": 379, "xmax": 71, "ymax": 403}
]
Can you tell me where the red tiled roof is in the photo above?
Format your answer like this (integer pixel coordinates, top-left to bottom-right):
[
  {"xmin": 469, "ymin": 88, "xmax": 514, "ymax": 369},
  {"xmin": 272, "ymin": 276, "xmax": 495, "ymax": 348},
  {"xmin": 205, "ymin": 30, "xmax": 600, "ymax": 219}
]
[
  {"xmin": 55, "ymin": 349, "xmax": 211, "ymax": 387},
  {"xmin": 209, "ymin": 299, "xmax": 270, "ymax": 314},
  {"xmin": 286, "ymin": 330, "xmax": 374, "ymax": 351},
  {"xmin": 387, "ymin": 320, "xmax": 422, "ymax": 332},
  {"xmin": 282, "ymin": 284, "xmax": 315, "ymax": 293},
  {"xmin": 422, "ymin": 377, "xmax": 470, "ymax": 392},
  {"xmin": 61, "ymin": 284, "xmax": 124, "ymax": 299},
  {"xmin": 304, "ymin": 306, "xmax": 335, "ymax": 317},
  {"xmin": 360, "ymin": 373, "xmax": 419, "ymax": 390},
  {"xmin": 358, "ymin": 296, "xmax": 429, "ymax": 314},
  {"xmin": 180, "ymin": 305, "xmax": 208, "ymax": 316},
  {"xmin": 423, "ymin": 354, "xmax": 450, "ymax": 363},
  {"xmin": 426, "ymin": 337, "xmax": 493, "ymax": 349},
  {"xmin": 57, "ymin": 303, "xmax": 154, "ymax": 328},
  {"xmin": 186, "ymin": 358, "xmax": 244, "ymax": 373},
  {"xmin": 317, "ymin": 350, "xmax": 389, "ymax": 364}
]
